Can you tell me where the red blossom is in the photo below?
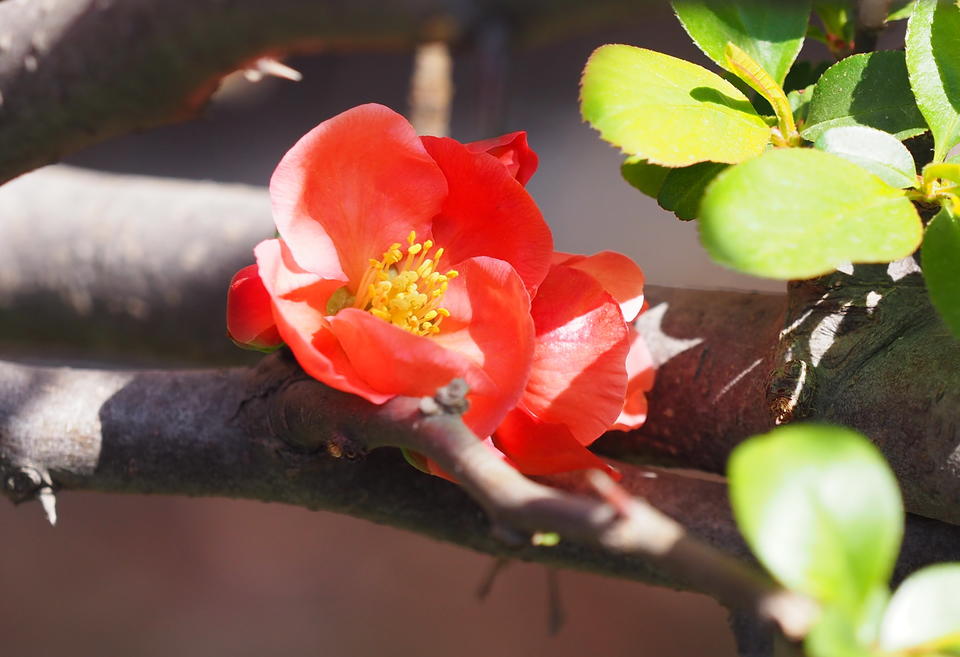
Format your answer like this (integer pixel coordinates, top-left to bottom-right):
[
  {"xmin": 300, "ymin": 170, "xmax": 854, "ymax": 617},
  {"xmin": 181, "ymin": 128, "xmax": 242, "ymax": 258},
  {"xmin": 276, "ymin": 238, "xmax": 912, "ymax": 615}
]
[
  {"xmin": 490, "ymin": 251, "xmax": 655, "ymax": 476},
  {"xmin": 465, "ymin": 132, "xmax": 539, "ymax": 186},
  {"xmin": 227, "ymin": 104, "xmax": 553, "ymax": 437}
]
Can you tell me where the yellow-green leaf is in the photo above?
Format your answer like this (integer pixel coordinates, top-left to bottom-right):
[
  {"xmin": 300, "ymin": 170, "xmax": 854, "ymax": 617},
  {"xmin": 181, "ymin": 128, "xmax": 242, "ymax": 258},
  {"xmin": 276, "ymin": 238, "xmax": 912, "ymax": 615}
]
[{"xmin": 581, "ymin": 44, "xmax": 770, "ymax": 167}]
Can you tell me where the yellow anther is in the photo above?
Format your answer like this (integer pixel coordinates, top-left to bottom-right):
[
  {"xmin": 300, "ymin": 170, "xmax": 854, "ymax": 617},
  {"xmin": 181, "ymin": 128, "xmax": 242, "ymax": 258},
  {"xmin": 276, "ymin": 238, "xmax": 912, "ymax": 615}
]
[{"xmin": 349, "ymin": 231, "xmax": 458, "ymax": 336}]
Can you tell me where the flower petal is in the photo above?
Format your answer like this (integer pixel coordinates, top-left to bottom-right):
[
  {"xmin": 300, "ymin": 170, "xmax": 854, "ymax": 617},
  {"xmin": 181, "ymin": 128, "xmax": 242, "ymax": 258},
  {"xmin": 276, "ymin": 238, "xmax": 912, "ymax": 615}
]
[
  {"xmin": 255, "ymin": 238, "xmax": 393, "ymax": 404},
  {"xmin": 329, "ymin": 308, "xmax": 474, "ymax": 398},
  {"xmin": 465, "ymin": 131, "xmax": 539, "ymax": 186},
  {"xmin": 611, "ymin": 328, "xmax": 656, "ymax": 430},
  {"xmin": 523, "ymin": 264, "xmax": 630, "ymax": 445},
  {"xmin": 226, "ymin": 264, "xmax": 283, "ymax": 350},
  {"xmin": 270, "ymin": 104, "xmax": 448, "ymax": 285},
  {"xmin": 421, "ymin": 136, "xmax": 553, "ymax": 294},
  {"xmin": 430, "ymin": 256, "xmax": 536, "ymax": 438},
  {"xmin": 492, "ymin": 408, "xmax": 615, "ymax": 475},
  {"xmin": 555, "ymin": 251, "xmax": 646, "ymax": 322}
]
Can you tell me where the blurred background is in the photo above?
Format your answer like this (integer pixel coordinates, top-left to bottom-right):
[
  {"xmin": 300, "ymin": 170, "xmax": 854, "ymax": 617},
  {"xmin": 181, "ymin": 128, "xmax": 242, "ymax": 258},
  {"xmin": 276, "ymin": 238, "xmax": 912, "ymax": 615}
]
[{"xmin": 0, "ymin": 3, "xmax": 823, "ymax": 655}]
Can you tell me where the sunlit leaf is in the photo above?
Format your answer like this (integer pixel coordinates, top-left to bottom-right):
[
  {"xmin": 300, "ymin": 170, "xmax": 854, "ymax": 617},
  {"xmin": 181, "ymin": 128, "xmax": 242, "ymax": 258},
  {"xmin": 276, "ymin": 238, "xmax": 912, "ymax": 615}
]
[
  {"xmin": 922, "ymin": 207, "xmax": 960, "ymax": 339},
  {"xmin": 581, "ymin": 44, "xmax": 770, "ymax": 167},
  {"xmin": 803, "ymin": 51, "xmax": 928, "ymax": 142},
  {"xmin": 906, "ymin": 0, "xmax": 960, "ymax": 162},
  {"xmin": 815, "ymin": 125, "xmax": 917, "ymax": 188},
  {"xmin": 879, "ymin": 563, "xmax": 960, "ymax": 654},
  {"xmin": 672, "ymin": 0, "xmax": 810, "ymax": 86},
  {"xmin": 887, "ymin": 0, "xmax": 916, "ymax": 22},
  {"xmin": 728, "ymin": 424, "xmax": 903, "ymax": 613},
  {"xmin": 699, "ymin": 148, "xmax": 923, "ymax": 279}
]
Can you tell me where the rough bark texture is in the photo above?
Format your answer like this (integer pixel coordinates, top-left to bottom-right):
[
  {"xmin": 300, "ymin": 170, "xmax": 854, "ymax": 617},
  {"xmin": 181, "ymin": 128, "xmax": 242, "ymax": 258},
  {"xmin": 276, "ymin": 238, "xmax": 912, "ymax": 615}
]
[
  {"xmin": 2, "ymin": 167, "xmax": 959, "ymax": 526},
  {"xmin": 1, "ymin": 353, "xmax": 958, "ymax": 596},
  {"xmin": 0, "ymin": 0, "xmax": 653, "ymax": 185}
]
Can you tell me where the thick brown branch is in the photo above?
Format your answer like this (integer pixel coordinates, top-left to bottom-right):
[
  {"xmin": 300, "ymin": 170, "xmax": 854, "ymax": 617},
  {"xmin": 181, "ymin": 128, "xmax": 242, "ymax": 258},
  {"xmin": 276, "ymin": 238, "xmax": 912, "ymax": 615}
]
[
  {"xmin": 4, "ymin": 167, "xmax": 960, "ymax": 525},
  {"xmin": 2, "ymin": 354, "xmax": 957, "ymax": 631},
  {"xmin": 0, "ymin": 0, "xmax": 653, "ymax": 185}
]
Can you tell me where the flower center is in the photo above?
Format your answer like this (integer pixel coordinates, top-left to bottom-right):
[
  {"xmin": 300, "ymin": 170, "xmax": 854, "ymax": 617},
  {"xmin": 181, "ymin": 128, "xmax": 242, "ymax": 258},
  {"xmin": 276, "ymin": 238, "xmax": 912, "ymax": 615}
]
[{"xmin": 351, "ymin": 231, "xmax": 458, "ymax": 336}]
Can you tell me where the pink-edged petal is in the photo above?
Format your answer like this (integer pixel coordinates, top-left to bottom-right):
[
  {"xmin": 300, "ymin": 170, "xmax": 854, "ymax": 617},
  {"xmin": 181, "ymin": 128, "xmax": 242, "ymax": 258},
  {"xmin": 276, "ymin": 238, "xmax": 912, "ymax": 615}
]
[
  {"xmin": 492, "ymin": 408, "xmax": 616, "ymax": 476},
  {"xmin": 270, "ymin": 103, "xmax": 448, "ymax": 285},
  {"xmin": 523, "ymin": 264, "xmax": 630, "ymax": 445},
  {"xmin": 611, "ymin": 328, "xmax": 656, "ymax": 430},
  {"xmin": 430, "ymin": 256, "xmax": 536, "ymax": 438},
  {"xmin": 464, "ymin": 131, "xmax": 539, "ymax": 186},
  {"xmin": 421, "ymin": 136, "xmax": 553, "ymax": 294},
  {"xmin": 255, "ymin": 238, "xmax": 393, "ymax": 404},
  {"xmin": 555, "ymin": 251, "xmax": 646, "ymax": 323},
  {"xmin": 226, "ymin": 264, "xmax": 283, "ymax": 350}
]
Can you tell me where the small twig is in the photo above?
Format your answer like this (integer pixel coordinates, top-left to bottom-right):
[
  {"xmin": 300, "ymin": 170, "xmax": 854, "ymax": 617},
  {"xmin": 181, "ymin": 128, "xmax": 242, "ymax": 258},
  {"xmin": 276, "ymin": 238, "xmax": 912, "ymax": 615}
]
[
  {"xmin": 375, "ymin": 381, "xmax": 819, "ymax": 640},
  {"xmin": 476, "ymin": 556, "xmax": 511, "ymax": 600},
  {"xmin": 546, "ymin": 568, "xmax": 565, "ymax": 636}
]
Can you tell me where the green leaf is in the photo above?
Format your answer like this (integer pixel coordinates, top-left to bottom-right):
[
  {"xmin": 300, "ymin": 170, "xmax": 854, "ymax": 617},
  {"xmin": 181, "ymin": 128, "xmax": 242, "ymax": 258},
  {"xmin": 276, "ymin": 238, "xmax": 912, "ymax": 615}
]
[
  {"xmin": 879, "ymin": 563, "xmax": 960, "ymax": 654},
  {"xmin": 814, "ymin": 125, "xmax": 918, "ymax": 188},
  {"xmin": 672, "ymin": 0, "xmax": 811, "ymax": 86},
  {"xmin": 803, "ymin": 51, "xmax": 929, "ymax": 142},
  {"xmin": 728, "ymin": 424, "xmax": 903, "ymax": 613},
  {"xmin": 621, "ymin": 157, "xmax": 671, "ymax": 198},
  {"xmin": 813, "ymin": 0, "xmax": 855, "ymax": 43},
  {"xmin": 658, "ymin": 162, "xmax": 728, "ymax": 220},
  {"xmin": 581, "ymin": 45, "xmax": 770, "ymax": 167},
  {"xmin": 807, "ymin": 590, "xmax": 890, "ymax": 657},
  {"xmin": 887, "ymin": 0, "xmax": 916, "ymax": 22},
  {"xmin": 924, "ymin": 161, "xmax": 960, "ymax": 186},
  {"xmin": 906, "ymin": 0, "xmax": 960, "ymax": 162},
  {"xmin": 789, "ymin": 83, "xmax": 816, "ymax": 126},
  {"xmin": 699, "ymin": 148, "xmax": 923, "ymax": 279},
  {"xmin": 922, "ymin": 207, "xmax": 960, "ymax": 339}
]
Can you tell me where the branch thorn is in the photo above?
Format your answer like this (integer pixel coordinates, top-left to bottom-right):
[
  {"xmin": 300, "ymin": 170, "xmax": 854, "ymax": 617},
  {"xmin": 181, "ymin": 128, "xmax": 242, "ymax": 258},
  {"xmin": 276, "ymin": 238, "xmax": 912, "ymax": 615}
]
[{"xmin": 243, "ymin": 57, "xmax": 302, "ymax": 83}]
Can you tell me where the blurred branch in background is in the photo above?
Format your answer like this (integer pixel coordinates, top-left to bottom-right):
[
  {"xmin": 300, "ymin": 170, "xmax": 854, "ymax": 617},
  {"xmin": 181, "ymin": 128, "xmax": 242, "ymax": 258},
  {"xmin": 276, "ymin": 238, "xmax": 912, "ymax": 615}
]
[{"xmin": 0, "ymin": 0, "xmax": 658, "ymax": 185}]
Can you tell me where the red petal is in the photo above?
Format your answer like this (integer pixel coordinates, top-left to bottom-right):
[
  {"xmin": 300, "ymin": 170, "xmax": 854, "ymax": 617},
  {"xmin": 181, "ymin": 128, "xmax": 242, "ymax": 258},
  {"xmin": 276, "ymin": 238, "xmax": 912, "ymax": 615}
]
[
  {"xmin": 226, "ymin": 264, "xmax": 283, "ymax": 350},
  {"xmin": 523, "ymin": 264, "xmax": 630, "ymax": 445},
  {"xmin": 430, "ymin": 256, "xmax": 536, "ymax": 438},
  {"xmin": 270, "ymin": 104, "xmax": 448, "ymax": 286},
  {"xmin": 492, "ymin": 408, "xmax": 615, "ymax": 475},
  {"xmin": 557, "ymin": 251, "xmax": 646, "ymax": 322},
  {"xmin": 464, "ymin": 131, "xmax": 539, "ymax": 186},
  {"xmin": 421, "ymin": 136, "xmax": 553, "ymax": 294},
  {"xmin": 611, "ymin": 328, "xmax": 656, "ymax": 430},
  {"xmin": 255, "ymin": 238, "xmax": 393, "ymax": 404},
  {"xmin": 329, "ymin": 308, "xmax": 474, "ymax": 398}
]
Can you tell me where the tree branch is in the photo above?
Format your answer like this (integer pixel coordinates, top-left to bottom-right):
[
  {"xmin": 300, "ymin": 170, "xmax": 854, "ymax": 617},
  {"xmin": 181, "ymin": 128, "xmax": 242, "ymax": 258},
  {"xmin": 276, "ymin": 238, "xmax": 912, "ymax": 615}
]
[
  {"xmin": 4, "ymin": 166, "xmax": 960, "ymax": 525},
  {"xmin": 3, "ymin": 353, "xmax": 959, "ymax": 637},
  {"xmin": 0, "ymin": 0, "xmax": 655, "ymax": 185}
]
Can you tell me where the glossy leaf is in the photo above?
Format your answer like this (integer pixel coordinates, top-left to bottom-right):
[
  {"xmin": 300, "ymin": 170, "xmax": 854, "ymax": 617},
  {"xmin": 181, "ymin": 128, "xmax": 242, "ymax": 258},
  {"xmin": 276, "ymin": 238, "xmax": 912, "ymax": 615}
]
[
  {"xmin": 803, "ymin": 51, "xmax": 928, "ymax": 141},
  {"xmin": 699, "ymin": 148, "xmax": 923, "ymax": 279},
  {"xmin": 728, "ymin": 424, "xmax": 903, "ymax": 613},
  {"xmin": 658, "ymin": 162, "xmax": 728, "ymax": 220},
  {"xmin": 924, "ymin": 161, "xmax": 960, "ymax": 186},
  {"xmin": 887, "ymin": 0, "xmax": 916, "ymax": 21},
  {"xmin": 922, "ymin": 207, "xmax": 960, "ymax": 339},
  {"xmin": 672, "ymin": 0, "xmax": 811, "ymax": 85},
  {"xmin": 621, "ymin": 157, "xmax": 671, "ymax": 198},
  {"xmin": 581, "ymin": 44, "xmax": 770, "ymax": 167},
  {"xmin": 879, "ymin": 563, "xmax": 960, "ymax": 654},
  {"xmin": 814, "ymin": 125, "xmax": 917, "ymax": 188},
  {"xmin": 906, "ymin": 0, "xmax": 960, "ymax": 162}
]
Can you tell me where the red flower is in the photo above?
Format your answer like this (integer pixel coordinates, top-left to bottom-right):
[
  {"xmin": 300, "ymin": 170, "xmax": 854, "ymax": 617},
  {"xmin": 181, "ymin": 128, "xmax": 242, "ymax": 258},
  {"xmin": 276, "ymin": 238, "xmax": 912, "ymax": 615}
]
[
  {"xmin": 227, "ymin": 104, "xmax": 553, "ymax": 437},
  {"xmin": 490, "ymin": 250, "xmax": 655, "ymax": 475}
]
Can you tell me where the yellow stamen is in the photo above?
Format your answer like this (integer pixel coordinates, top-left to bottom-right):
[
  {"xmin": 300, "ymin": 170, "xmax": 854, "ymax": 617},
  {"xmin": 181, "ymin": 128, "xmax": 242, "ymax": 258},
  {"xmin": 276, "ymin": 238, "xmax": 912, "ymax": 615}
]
[{"xmin": 351, "ymin": 231, "xmax": 458, "ymax": 336}]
